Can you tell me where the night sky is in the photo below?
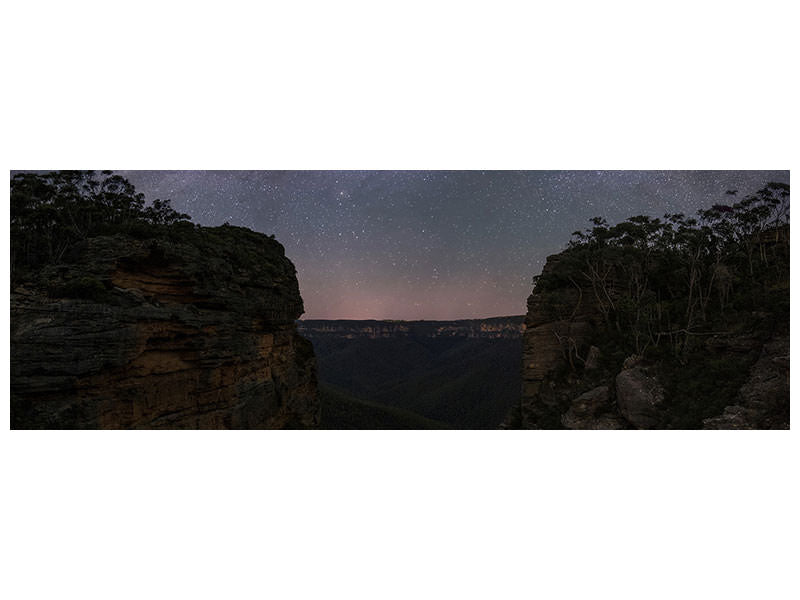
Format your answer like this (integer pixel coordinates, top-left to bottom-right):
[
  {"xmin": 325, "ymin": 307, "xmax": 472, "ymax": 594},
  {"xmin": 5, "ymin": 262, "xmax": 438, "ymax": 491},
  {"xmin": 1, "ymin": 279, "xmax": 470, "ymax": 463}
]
[{"xmin": 120, "ymin": 170, "xmax": 789, "ymax": 320}]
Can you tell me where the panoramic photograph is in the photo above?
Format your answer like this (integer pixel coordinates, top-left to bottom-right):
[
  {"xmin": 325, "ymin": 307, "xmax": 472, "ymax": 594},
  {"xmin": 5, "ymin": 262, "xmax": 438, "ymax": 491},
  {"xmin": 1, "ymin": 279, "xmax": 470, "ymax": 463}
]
[
  {"xmin": 9, "ymin": 170, "xmax": 790, "ymax": 429},
  {"xmin": 6, "ymin": 3, "xmax": 795, "ymax": 600}
]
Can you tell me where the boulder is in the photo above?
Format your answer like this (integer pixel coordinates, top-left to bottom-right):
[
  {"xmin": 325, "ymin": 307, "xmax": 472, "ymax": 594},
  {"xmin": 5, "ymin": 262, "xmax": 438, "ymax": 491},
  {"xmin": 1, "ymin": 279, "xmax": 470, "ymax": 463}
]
[
  {"xmin": 567, "ymin": 386, "xmax": 610, "ymax": 416},
  {"xmin": 561, "ymin": 386, "xmax": 627, "ymax": 429},
  {"xmin": 615, "ymin": 366, "xmax": 665, "ymax": 428}
]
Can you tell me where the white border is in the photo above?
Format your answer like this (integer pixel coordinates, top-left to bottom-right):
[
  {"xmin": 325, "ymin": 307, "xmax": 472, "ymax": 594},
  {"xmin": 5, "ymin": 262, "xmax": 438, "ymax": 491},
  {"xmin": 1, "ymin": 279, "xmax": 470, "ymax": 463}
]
[{"xmin": 2, "ymin": 2, "xmax": 797, "ymax": 600}]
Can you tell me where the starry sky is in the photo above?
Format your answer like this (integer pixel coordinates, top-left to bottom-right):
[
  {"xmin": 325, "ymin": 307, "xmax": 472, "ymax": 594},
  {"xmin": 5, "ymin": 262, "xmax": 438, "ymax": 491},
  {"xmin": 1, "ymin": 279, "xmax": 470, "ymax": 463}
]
[{"xmin": 119, "ymin": 171, "xmax": 789, "ymax": 320}]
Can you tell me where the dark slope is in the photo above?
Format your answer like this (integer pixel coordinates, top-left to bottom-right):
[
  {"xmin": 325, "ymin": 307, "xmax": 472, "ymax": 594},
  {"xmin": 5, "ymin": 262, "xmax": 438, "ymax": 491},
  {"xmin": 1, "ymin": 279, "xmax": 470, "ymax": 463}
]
[
  {"xmin": 319, "ymin": 384, "xmax": 449, "ymax": 430},
  {"xmin": 307, "ymin": 321, "xmax": 523, "ymax": 429}
]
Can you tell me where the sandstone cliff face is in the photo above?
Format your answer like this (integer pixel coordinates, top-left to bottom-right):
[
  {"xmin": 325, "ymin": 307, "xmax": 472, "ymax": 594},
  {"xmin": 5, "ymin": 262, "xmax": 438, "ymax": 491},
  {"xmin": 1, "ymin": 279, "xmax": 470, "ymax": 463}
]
[
  {"xmin": 508, "ymin": 254, "xmax": 610, "ymax": 428},
  {"xmin": 11, "ymin": 227, "xmax": 319, "ymax": 429}
]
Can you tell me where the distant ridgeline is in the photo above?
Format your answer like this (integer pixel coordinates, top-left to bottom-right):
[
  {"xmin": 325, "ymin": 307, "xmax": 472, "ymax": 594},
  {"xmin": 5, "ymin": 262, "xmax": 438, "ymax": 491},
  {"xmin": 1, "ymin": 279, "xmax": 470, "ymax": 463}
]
[
  {"xmin": 507, "ymin": 182, "xmax": 790, "ymax": 430},
  {"xmin": 298, "ymin": 316, "xmax": 524, "ymax": 340},
  {"xmin": 10, "ymin": 171, "xmax": 319, "ymax": 429}
]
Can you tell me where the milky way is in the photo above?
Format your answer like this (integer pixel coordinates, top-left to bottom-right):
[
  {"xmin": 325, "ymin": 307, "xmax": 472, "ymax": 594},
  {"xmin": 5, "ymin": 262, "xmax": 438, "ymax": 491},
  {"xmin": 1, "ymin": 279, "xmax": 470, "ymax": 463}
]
[{"xmin": 119, "ymin": 170, "xmax": 789, "ymax": 319}]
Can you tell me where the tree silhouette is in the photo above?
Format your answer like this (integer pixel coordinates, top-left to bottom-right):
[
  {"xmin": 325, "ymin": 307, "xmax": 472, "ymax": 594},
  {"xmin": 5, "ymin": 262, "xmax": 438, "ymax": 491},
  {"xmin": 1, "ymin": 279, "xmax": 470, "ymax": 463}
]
[
  {"xmin": 11, "ymin": 170, "xmax": 191, "ymax": 277},
  {"xmin": 540, "ymin": 183, "xmax": 789, "ymax": 359}
]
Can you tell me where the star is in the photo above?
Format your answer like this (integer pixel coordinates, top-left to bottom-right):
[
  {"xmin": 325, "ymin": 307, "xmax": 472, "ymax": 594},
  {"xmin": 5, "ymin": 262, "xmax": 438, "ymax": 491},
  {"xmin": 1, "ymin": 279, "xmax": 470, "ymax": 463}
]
[{"xmin": 115, "ymin": 170, "xmax": 790, "ymax": 319}]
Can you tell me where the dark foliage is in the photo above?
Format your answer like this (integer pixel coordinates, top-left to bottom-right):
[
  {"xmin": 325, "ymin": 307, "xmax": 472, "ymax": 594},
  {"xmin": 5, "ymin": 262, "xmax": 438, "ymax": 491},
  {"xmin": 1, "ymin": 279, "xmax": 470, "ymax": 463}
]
[
  {"xmin": 537, "ymin": 182, "xmax": 789, "ymax": 359},
  {"xmin": 11, "ymin": 170, "xmax": 191, "ymax": 280},
  {"xmin": 533, "ymin": 182, "xmax": 789, "ymax": 428},
  {"xmin": 311, "ymin": 335, "xmax": 522, "ymax": 429}
]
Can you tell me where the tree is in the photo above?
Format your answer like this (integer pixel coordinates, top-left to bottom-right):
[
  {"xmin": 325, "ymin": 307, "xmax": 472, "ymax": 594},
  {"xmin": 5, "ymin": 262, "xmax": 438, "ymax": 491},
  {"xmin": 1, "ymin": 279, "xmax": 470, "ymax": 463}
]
[
  {"xmin": 11, "ymin": 170, "xmax": 192, "ymax": 277},
  {"xmin": 552, "ymin": 182, "xmax": 789, "ymax": 361},
  {"xmin": 144, "ymin": 198, "xmax": 191, "ymax": 225}
]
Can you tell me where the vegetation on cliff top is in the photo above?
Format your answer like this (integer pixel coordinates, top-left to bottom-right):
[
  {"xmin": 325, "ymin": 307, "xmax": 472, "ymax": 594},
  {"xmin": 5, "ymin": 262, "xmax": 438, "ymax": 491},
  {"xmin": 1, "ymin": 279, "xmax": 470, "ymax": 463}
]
[
  {"xmin": 537, "ymin": 182, "xmax": 789, "ymax": 355},
  {"xmin": 532, "ymin": 182, "xmax": 789, "ymax": 427},
  {"xmin": 10, "ymin": 171, "xmax": 287, "ymax": 289},
  {"xmin": 11, "ymin": 171, "xmax": 189, "ymax": 275}
]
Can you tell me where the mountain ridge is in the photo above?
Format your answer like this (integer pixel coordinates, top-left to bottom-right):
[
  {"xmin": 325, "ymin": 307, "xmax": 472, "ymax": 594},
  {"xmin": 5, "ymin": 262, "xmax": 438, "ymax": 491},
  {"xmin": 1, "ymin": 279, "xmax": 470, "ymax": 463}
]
[{"xmin": 298, "ymin": 315, "xmax": 524, "ymax": 340}]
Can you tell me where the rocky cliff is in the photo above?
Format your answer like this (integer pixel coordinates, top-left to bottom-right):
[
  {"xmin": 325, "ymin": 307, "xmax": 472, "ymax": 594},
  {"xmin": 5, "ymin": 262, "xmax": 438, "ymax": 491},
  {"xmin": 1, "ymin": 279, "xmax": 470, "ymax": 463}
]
[
  {"xmin": 505, "ymin": 250, "xmax": 789, "ymax": 430},
  {"xmin": 512, "ymin": 254, "xmax": 613, "ymax": 428},
  {"xmin": 11, "ymin": 225, "xmax": 319, "ymax": 429}
]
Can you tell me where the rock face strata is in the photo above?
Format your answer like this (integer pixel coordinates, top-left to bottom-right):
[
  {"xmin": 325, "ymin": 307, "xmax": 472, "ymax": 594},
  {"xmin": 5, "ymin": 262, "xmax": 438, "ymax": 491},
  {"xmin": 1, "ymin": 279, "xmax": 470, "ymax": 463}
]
[
  {"xmin": 11, "ymin": 227, "xmax": 319, "ymax": 429},
  {"xmin": 508, "ymin": 253, "xmax": 611, "ymax": 429}
]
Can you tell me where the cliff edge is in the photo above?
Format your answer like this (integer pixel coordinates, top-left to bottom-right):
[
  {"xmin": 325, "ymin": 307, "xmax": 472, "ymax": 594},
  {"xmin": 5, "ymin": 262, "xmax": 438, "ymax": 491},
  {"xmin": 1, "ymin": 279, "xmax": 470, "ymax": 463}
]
[
  {"xmin": 505, "ymin": 195, "xmax": 790, "ymax": 429},
  {"xmin": 505, "ymin": 251, "xmax": 789, "ymax": 430},
  {"xmin": 11, "ymin": 225, "xmax": 319, "ymax": 429}
]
